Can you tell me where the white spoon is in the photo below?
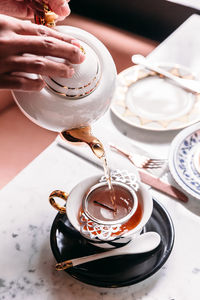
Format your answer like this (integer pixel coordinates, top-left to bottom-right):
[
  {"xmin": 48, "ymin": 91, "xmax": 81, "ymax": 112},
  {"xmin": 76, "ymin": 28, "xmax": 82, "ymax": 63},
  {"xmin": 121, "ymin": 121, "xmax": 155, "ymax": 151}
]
[
  {"xmin": 132, "ymin": 54, "xmax": 200, "ymax": 94},
  {"xmin": 56, "ymin": 231, "xmax": 161, "ymax": 271}
]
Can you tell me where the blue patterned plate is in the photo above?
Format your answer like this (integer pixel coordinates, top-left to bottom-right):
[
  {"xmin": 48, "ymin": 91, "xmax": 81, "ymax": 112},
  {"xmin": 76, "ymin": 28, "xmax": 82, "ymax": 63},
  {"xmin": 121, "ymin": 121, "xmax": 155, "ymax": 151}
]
[{"xmin": 169, "ymin": 122, "xmax": 200, "ymax": 199}]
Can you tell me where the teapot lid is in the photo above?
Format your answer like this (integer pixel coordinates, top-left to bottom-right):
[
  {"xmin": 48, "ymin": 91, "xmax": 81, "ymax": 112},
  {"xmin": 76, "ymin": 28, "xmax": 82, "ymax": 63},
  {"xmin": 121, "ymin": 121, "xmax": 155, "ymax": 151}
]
[{"xmin": 43, "ymin": 41, "xmax": 101, "ymax": 99}]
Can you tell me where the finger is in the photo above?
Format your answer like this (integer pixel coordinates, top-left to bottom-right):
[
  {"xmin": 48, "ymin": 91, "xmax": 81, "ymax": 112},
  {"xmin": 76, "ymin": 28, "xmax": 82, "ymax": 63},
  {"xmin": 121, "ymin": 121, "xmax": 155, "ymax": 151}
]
[
  {"xmin": 2, "ymin": 35, "xmax": 85, "ymax": 64},
  {"xmin": 14, "ymin": 20, "xmax": 81, "ymax": 48},
  {"xmin": 0, "ymin": 74, "xmax": 45, "ymax": 91},
  {"xmin": 26, "ymin": 0, "xmax": 44, "ymax": 12},
  {"xmin": 0, "ymin": 55, "xmax": 74, "ymax": 77},
  {"xmin": 48, "ymin": 0, "xmax": 71, "ymax": 17}
]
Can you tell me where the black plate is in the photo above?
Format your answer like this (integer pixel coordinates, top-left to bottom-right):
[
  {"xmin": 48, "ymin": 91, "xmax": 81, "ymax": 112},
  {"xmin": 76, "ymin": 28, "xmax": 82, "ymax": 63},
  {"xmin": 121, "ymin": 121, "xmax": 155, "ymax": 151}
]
[{"xmin": 50, "ymin": 199, "xmax": 174, "ymax": 288}]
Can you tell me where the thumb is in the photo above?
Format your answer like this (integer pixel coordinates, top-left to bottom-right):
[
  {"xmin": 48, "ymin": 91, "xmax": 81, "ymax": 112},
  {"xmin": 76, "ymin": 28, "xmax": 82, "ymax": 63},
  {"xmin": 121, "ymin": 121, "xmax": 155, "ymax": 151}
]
[{"xmin": 48, "ymin": 0, "xmax": 71, "ymax": 17}]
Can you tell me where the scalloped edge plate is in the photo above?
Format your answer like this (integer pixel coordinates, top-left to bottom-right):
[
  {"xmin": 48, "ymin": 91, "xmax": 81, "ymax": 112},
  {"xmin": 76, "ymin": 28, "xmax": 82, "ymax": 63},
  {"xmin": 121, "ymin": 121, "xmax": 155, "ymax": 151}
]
[{"xmin": 111, "ymin": 64, "xmax": 200, "ymax": 131}]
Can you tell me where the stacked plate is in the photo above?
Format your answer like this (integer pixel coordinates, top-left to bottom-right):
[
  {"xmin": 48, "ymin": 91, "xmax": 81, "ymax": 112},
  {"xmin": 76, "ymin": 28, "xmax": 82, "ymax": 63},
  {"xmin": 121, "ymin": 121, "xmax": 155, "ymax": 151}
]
[{"xmin": 169, "ymin": 122, "xmax": 200, "ymax": 199}]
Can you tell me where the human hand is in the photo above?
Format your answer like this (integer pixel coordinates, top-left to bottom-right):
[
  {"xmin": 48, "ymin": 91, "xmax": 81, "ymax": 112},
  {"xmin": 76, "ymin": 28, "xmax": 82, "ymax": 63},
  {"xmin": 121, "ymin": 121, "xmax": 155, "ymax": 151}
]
[
  {"xmin": 0, "ymin": 14, "xmax": 85, "ymax": 91},
  {"xmin": 0, "ymin": 0, "xmax": 70, "ymax": 20}
]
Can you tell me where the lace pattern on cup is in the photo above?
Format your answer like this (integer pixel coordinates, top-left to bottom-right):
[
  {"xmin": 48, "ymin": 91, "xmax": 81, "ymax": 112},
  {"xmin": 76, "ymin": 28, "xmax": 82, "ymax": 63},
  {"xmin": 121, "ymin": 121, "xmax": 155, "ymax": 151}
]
[
  {"xmin": 80, "ymin": 213, "xmax": 121, "ymax": 241},
  {"xmin": 99, "ymin": 169, "xmax": 139, "ymax": 191}
]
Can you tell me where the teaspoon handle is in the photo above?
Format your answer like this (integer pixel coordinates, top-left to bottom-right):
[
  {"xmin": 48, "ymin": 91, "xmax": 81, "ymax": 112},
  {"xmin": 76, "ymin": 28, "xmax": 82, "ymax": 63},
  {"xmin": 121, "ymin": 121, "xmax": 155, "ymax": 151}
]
[
  {"xmin": 56, "ymin": 249, "xmax": 118, "ymax": 271},
  {"xmin": 55, "ymin": 232, "xmax": 161, "ymax": 271}
]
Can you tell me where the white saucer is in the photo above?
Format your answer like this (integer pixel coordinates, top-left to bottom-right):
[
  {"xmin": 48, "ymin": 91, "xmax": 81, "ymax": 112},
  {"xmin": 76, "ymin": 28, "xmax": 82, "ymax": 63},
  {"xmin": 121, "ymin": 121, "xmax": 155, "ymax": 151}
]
[
  {"xmin": 169, "ymin": 122, "xmax": 200, "ymax": 199},
  {"xmin": 111, "ymin": 64, "xmax": 200, "ymax": 131}
]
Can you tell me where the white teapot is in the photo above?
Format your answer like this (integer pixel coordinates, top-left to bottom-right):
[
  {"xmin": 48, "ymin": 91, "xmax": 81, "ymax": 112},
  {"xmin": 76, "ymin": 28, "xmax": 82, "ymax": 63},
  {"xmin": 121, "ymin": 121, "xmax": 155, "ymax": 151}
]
[{"xmin": 12, "ymin": 26, "xmax": 117, "ymax": 132}]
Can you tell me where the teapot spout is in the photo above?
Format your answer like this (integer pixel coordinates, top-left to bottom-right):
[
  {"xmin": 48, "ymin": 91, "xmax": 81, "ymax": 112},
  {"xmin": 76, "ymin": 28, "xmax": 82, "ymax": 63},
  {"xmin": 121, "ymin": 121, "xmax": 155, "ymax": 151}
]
[{"xmin": 60, "ymin": 126, "xmax": 105, "ymax": 159}]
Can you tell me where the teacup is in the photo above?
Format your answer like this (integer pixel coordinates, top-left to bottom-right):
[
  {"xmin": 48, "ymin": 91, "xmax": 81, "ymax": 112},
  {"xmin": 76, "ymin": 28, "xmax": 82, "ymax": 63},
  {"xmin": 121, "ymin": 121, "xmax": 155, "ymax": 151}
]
[{"xmin": 49, "ymin": 172, "xmax": 153, "ymax": 248}]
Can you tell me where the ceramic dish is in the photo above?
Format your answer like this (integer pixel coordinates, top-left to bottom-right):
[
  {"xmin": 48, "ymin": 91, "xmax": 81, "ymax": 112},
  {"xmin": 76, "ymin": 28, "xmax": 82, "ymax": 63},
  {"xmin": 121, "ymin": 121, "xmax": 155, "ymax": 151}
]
[
  {"xmin": 50, "ymin": 199, "xmax": 174, "ymax": 288},
  {"xmin": 111, "ymin": 64, "xmax": 200, "ymax": 131},
  {"xmin": 169, "ymin": 122, "xmax": 200, "ymax": 199}
]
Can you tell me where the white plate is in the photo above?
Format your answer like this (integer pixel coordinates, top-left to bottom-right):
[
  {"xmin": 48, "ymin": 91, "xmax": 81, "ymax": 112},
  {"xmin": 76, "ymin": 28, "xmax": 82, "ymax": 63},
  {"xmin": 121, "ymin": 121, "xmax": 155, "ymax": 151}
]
[
  {"xmin": 169, "ymin": 122, "xmax": 200, "ymax": 199},
  {"xmin": 111, "ymin": 64, "xmax": 200, "ymax": 131}
]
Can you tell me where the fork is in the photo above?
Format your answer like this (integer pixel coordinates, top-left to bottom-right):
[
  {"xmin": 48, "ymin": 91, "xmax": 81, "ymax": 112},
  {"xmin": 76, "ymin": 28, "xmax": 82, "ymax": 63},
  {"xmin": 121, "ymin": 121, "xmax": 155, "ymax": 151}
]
[{"xmin": 109, "ymin": 143, "xmax": 166, "ymax": 169}]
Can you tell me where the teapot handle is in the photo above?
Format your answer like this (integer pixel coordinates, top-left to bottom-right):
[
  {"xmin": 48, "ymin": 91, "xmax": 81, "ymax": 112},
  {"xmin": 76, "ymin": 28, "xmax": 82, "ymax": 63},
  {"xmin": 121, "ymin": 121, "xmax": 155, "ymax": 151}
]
[{"xmin": 49, "ymin": 190, "xmax": 68, "ymax": 214}]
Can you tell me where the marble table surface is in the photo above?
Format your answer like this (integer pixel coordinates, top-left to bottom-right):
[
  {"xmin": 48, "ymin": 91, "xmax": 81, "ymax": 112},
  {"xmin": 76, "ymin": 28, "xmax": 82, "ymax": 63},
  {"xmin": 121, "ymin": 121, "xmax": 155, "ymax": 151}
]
[{"xmin": 0, "ymin": 14, "xmax": 200, "ymax": 300}]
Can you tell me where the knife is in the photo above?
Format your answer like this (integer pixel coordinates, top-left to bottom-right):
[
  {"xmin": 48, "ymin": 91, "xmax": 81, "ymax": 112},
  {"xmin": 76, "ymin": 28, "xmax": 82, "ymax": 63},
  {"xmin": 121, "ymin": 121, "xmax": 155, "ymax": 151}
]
[
  {"xmin": 138, "ymin": 169, "xmax": 188, "ymax": 202},
  {"xmin": 108, "ymin": 141, "xmax": 188, "ymax": 202},
  {"xmin": 56, "ymin": 137, "xmax": 188, "ymax": 203}
]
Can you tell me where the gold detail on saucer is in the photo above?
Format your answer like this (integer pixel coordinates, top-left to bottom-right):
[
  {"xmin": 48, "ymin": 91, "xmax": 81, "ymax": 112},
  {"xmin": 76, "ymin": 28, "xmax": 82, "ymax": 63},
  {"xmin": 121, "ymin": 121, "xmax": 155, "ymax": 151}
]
[
  {"xmin": 138, "ymin": 117, "xmax": 153, "ymax": 126},
  {"xmin": 157, "ymin": 120, "xmax": 171, "ymax": 128},
  {"xmin": 176, "ymin": 115, "xmax": 190, "ymax": 123},
  {"xmin": 123, "ymin": 109, "xmax": 135, "ymax": 117}
]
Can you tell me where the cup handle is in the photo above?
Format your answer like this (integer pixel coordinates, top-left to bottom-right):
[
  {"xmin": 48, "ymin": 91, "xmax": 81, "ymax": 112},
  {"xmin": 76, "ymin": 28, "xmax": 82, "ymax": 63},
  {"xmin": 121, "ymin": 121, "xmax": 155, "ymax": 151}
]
[{"xmin": 49, "ymin": 190, "xmax": 69, "ymax": 214}]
